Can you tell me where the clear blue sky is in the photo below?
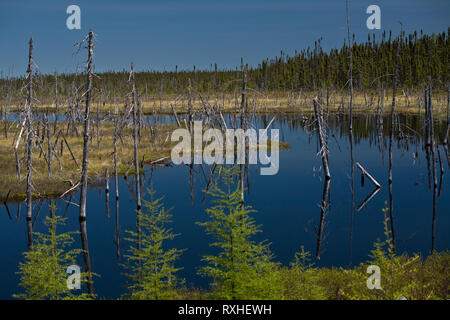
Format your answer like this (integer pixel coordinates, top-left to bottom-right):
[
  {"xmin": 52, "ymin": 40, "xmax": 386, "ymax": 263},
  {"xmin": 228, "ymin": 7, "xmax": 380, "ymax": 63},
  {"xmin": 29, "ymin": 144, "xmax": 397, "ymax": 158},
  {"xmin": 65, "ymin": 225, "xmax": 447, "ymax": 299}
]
[{"xmin": 0, "ymin": 0, "xmax": 448, "ymax": 76}]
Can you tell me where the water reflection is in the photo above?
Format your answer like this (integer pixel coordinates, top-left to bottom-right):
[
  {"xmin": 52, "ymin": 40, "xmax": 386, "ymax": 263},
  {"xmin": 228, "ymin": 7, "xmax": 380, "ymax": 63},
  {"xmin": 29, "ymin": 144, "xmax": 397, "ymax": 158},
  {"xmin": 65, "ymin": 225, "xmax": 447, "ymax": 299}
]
[{"xmin": 1, "ymin": 113, "xmax": 449, "ymax": 299}]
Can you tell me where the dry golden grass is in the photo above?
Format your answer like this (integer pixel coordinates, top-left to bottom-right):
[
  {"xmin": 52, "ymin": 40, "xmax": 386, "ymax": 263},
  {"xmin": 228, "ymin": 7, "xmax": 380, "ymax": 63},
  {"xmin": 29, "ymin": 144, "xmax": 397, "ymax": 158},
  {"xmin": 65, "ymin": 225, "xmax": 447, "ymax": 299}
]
[
  {"xmin": 0, "ymin": 122, "xmax": 178, "ymax": 202},
  {"xmin": 0, "ymin": 120, "xmax": 289, "ymax": 201},
  {"xmin": 6, "ymin": 90, "xmax": 449, "ymax": 118}
]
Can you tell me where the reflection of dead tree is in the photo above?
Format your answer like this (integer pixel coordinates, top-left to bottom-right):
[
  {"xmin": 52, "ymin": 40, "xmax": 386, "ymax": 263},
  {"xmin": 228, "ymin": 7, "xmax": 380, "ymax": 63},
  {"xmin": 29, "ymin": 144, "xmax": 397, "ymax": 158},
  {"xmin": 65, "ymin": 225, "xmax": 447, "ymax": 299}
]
[
  {"xmin": 443, "ymin": 84, "xmax": 449, "ymax": 168},
  {"xmin": 3, "ymin": 190, "xmax": 12, "ymax": 220},
  {"xmin": 357, "ymin": 187, "xmax": 381, "ymax": 212},
  {"xmin": 105, "ymin": 168, "xmax": 110, "ymax": 218},
  {"xmin": 315, "ymin": 178, "xmax": 330, "ymax": 260},
  {"xmin": 437, "ymin": 148, "xmax": 444, "ymax": 197},
  {"xmin": 427, "ymin": 79, "xmax": 438, "ymax": 253}
]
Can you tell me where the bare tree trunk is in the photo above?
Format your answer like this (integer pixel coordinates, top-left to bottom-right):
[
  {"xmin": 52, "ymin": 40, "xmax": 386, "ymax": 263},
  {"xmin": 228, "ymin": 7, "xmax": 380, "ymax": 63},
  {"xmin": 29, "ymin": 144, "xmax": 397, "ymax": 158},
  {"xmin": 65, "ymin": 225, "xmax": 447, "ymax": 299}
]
[
  {"xmin": 46, "ymin": 113, "xmax": 52, "ymax": 177},
  {"xmin": 78, "ymin": 30, "xmax": 94, "ymax": 297},
  {"xmin": 137, "ymin": 94, "xmax": 142, "ymax": 144},
  {"xmin": 444, "ymin": 83, "xmax": 449, "ymax": 146},
  {"xmin": 25, "ymin": 38, "xmax": 34, "ymax": 249},
  {"xmin": 53, "ymin": 70, "xmax": 58, "ymax": 134},
  {"xmin": 345, "ymin": 0, "xmax": 353, "ymax": 131},
  {"xmin": 388, "ymin": 39, "xmax": 400, "ymax": 254},
  {"xmin": 188, "ymin": 78, "xmax": 192, "ymax": 133},
  {"xmin": 113, "ymin": 105, "xmax": 120, "ymax": 261},
  {"xmin": 79, "ymin": 30, "xmax": 93, "ymax": 220},
  {"xmin": 428, "ymin": 78, "xmax": 437, "ymax": 252},
  {"xmin": 131, "ymin": 62, "xmax": 142, "ymax": 212},
  {"xmin": 240, "ymin": 65, "xmax": 248, "ymax": 204}
]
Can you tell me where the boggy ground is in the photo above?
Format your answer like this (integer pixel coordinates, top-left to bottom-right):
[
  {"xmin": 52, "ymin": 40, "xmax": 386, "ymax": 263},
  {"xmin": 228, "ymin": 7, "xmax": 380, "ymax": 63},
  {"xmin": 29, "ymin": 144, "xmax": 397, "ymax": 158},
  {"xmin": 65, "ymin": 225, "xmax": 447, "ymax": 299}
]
[
  {"xmin": 0, "ymin": 122, "xmax": 179, "ymax": 202},
  {"xmin": 6, "ymin": 91, "xmax": 450, "ymax": 118},
  {"xmin": 0, "ymin": 120, "xmax": 288, "ymax": 202}
]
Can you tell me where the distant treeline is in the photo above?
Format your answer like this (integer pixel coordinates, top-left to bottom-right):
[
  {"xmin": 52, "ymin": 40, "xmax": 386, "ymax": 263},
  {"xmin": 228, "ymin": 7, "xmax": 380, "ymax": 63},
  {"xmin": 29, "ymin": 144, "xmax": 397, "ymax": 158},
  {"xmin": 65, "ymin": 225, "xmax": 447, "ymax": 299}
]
[{"xmin": 1, "ymin": 29, "xmax": 449, "ymax": 103}]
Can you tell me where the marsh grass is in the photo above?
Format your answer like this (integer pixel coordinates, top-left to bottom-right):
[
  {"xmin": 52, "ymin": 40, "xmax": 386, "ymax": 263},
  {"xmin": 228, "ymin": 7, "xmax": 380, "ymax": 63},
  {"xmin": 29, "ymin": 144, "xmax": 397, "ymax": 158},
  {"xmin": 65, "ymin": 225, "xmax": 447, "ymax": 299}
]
[
  {"xmin": 0, "ymin": 121, "xmax": 179, "ymax": 202},
  {"xmin": 6, "ymin": 91, "xmax": 449, "ymax": 118}
]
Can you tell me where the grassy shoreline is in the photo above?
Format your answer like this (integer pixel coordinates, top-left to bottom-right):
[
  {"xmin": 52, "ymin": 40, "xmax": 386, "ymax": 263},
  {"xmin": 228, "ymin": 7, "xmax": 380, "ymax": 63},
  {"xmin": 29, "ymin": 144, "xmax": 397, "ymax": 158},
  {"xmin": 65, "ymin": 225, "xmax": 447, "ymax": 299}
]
[
  {"xmin": 0, "ymin": 121, "xmax": 289, "ymax": 202},
  {"xmin": 0, "ymin": 122, "xmax": 178, "ymax": 202},
  {"xmin": 5, "ymin": 91, "xmax": 449, "ymax": 118}
]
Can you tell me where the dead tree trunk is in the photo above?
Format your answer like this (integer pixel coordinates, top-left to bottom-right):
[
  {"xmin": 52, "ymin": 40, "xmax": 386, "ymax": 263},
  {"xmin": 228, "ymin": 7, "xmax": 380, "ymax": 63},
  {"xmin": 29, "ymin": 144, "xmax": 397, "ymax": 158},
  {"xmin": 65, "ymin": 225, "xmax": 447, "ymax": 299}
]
[
  {"xmin": 345, "ymin": 0, "xmax": 353, "ymax": 131},
  {"xmin": 240, "ymin": 65, "xmax": 248, "ymax": 204},
  {"xmin": 26, "ymin": 37, "xmax": 34, "ymax": 249},
  {"xmin": 188, "ymin": 78, "xmax": 193, "ymax": 133},
  {"xmin": 78, "ymin": 29, "xmax": 94, "ymax": 297},
  {"xmin": 79, "ymin": 30, "xmax": 93, "ymax": 220},
  {"xmin": 388, "ymin": 39, "xmax": 400, "ymax": 254},
  {"xmin": 131, "ymin": 62, "xmax": 142, "ymax": 212},
  {"xmin": 46, "ymin": 113, "xmax": 52, "ymax": 177},
  {"xmin": 113, "ymin": 104, "xmax": 120, "ymax": 261},
  {"xmin": 444, "ymin": 83, "xmax": 449, "ymax": 146},
  {"xmin": 137, "ymin": 95, "xmax": 142, "ymax": 144},
  {"xmin": 53, "ymin": 70, "xmax": 58, "ymax": 134},
  {"xmin": 428, "ymin": 78, "xmax": 437, "ymax": 252},
  {"xmin": 313, "ymin": 98, "xmax": 331, "ymax": 180}
]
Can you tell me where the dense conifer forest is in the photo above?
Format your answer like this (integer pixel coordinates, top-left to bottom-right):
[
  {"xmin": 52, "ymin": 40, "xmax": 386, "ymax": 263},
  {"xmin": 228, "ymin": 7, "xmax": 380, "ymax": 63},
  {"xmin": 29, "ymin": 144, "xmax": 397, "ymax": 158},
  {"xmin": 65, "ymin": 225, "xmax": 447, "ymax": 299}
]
[{"xmin": 1, "ymin": 29, "xmax": 448, "ymax": 105}]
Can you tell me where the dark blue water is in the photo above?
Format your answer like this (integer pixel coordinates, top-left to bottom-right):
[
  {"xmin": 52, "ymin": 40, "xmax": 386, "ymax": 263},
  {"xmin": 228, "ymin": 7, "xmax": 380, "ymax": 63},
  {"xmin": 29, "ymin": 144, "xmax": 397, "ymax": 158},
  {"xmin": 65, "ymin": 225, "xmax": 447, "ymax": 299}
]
[{"xmin": 1, "ymin": 114, "xmax": 448, "ymax": 299}]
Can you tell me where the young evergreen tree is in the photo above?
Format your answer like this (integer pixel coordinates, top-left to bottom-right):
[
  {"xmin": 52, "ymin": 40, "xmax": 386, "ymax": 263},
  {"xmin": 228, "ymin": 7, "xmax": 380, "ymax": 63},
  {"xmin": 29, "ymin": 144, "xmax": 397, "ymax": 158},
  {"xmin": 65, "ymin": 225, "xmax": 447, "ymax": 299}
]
[
  {"xmin": 14, "ymin": 204, "xmax": 92, "ymax": 300},
  {"xmin": 197, "ymin": 166, "xmax": 275, "ymax": 299},
  {"xmin": 123, "ymin": 188, "xmax": 184, "ymax": 300}
]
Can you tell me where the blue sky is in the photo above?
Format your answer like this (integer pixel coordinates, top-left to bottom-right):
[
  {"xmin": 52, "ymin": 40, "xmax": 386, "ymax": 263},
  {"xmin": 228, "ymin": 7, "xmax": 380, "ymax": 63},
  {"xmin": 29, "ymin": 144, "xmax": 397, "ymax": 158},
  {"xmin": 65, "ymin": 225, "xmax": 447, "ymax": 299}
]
[{"xmin": 0, "ymin": 0, "xmax": 448, "ymax": 76}]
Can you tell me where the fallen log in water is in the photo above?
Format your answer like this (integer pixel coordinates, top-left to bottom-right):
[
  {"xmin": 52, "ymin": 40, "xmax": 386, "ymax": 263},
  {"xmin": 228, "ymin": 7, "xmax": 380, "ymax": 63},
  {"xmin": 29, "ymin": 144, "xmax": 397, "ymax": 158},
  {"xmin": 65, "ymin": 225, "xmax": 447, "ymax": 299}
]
[{"xmin": 356, "ymin": 162, "xmax": 381, "ymax": 188}]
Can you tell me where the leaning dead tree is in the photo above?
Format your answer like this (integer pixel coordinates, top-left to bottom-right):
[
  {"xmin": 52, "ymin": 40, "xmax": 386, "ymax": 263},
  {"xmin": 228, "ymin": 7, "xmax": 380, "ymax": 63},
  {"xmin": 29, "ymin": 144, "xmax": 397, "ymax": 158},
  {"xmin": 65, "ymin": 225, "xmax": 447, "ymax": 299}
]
[
  {"xmin": 313, "ymin": 97, "xmax": 331, "ymax": 180},
  {"xmin": 356, "ymin": 162, "xmax": 381, "ymax": 188},
  {"xmin": 26, "ymin": 37, "xmax": 34, "ymax": 249}
]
